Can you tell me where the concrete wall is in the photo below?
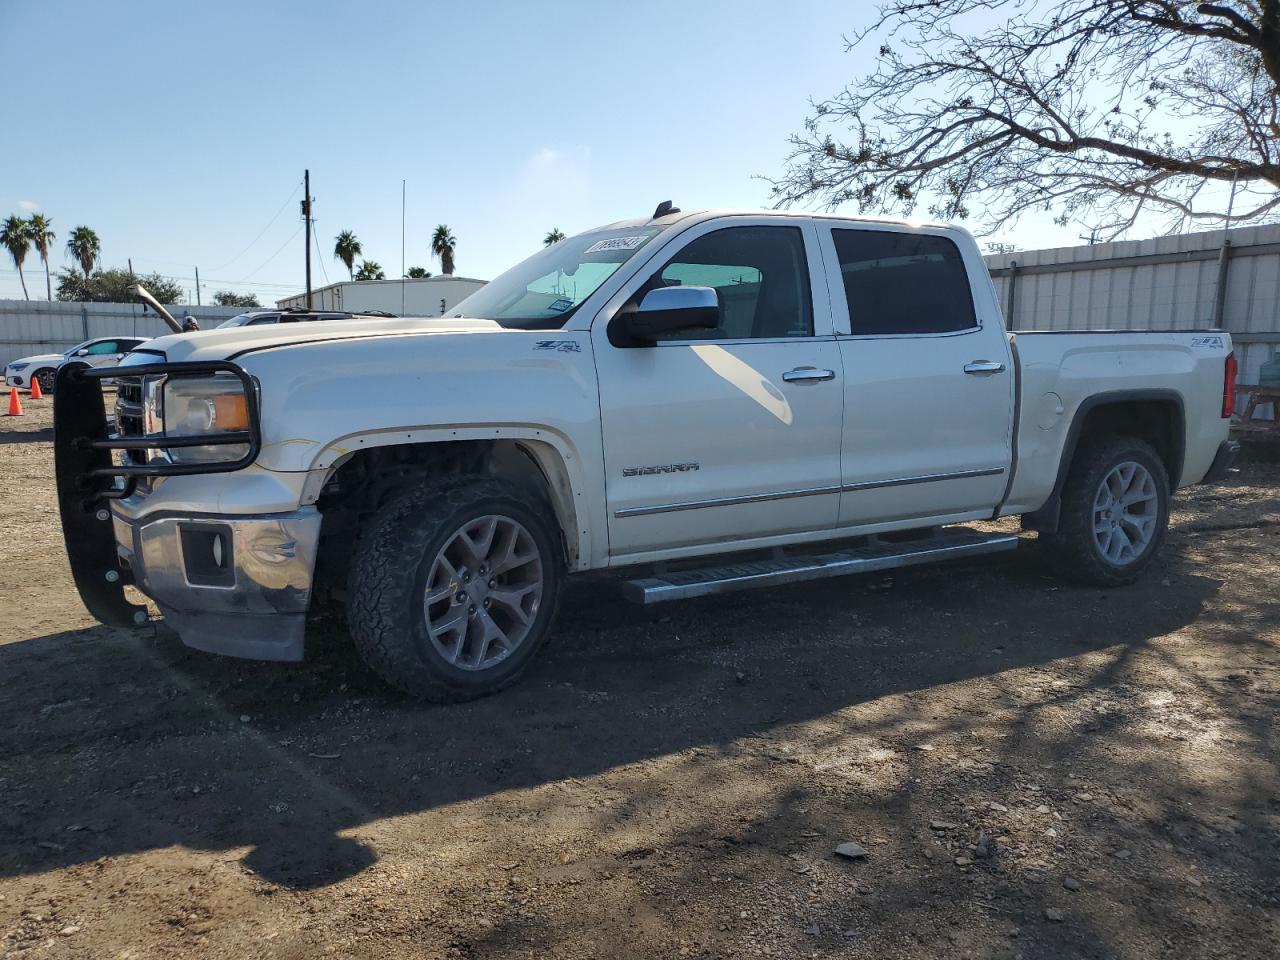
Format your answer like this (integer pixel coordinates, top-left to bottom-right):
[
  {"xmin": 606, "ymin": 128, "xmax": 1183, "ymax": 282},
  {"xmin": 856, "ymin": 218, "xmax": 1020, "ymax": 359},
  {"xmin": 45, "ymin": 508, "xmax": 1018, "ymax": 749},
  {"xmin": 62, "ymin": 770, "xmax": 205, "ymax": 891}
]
[
  {"xmin": 275, "ymin": 277, "xmax": 486, "ymax": 315},
  {"xmin": 0, "ymin": 301, "xmax": 247, "ymax": 368},
  {"xmin": 984, "ymin": 223, "xmax": 1280, "ymax": 386}
]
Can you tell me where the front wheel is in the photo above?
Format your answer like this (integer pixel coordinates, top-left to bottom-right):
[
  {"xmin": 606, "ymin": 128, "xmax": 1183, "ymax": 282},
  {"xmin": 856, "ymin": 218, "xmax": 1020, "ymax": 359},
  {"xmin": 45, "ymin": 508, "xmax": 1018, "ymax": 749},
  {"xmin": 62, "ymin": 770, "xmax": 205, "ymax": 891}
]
[
  {"xmin": 1043, "ymin": 436, "xmax": 1170, "ymax": 586},
  {"xmin": 346, "ymin": 476, "xmax": 564, "ymax": 701},
  {"xmin": 34, "ymin": 368, "xmax": 56, "ymax": 394}
]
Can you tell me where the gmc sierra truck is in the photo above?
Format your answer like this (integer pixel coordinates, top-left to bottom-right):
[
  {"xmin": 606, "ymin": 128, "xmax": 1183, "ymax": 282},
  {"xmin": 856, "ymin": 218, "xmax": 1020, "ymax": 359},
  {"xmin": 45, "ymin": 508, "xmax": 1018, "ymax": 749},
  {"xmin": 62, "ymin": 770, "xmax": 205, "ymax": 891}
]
[{"xmin": 54, "ymin": 205, "xmax": 1240, "ymax": 701}]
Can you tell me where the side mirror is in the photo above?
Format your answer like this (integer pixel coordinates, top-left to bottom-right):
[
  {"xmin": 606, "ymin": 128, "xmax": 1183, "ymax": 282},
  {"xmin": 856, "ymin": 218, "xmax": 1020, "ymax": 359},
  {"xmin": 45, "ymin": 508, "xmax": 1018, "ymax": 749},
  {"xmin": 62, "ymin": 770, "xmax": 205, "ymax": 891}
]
[
  {"xmin": 76, "ymin": 349, "xmax": 89, "ymax": 357},
  {"xmin": 614, "ymin": 286, "xmax": 719, "ymax": 346}
]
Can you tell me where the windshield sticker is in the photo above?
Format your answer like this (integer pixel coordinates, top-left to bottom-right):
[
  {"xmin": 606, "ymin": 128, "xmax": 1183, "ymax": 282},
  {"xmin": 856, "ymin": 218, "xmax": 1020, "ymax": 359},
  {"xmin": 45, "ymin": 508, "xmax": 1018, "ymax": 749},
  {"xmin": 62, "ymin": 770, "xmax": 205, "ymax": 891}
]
[
  {"xmin": 534, "ymin": 340, "xmax": 582, "ymax": 353},
  {"xmin": 584, "ymin": 235, "xmax": 649, "ymax": 254},
  {"xmin": 547, "ymin": 297, "xmax": 574, "ymax": 313}
]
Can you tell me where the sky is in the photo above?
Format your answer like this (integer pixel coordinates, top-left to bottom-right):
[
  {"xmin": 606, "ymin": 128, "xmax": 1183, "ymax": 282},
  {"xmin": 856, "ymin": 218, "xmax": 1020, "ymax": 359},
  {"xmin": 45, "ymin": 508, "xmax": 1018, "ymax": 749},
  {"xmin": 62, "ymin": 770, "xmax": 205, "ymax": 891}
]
[{"xmin": 0, "ymin": 0, "xmax": 1188, "ymax": 304}]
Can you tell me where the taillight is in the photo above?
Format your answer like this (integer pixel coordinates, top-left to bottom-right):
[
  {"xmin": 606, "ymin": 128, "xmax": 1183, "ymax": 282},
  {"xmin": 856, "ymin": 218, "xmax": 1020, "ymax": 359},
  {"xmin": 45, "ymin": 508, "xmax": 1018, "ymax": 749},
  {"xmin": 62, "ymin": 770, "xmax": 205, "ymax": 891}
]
[{"xmin": 1222, "ymin": 352, "xmax": 1237, "ymax": 418}]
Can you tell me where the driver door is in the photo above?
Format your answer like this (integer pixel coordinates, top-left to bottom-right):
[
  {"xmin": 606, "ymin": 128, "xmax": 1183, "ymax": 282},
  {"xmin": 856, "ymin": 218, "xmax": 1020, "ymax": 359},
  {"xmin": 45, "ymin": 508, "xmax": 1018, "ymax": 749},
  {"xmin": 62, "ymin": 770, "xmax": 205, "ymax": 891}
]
[
  {"xmin": 591, "ymin": 219, "xmax": 844, "ymax": 562},
  {"xmin": 83, "ymin": 339, "xmax": 125, "ymax": 367}
]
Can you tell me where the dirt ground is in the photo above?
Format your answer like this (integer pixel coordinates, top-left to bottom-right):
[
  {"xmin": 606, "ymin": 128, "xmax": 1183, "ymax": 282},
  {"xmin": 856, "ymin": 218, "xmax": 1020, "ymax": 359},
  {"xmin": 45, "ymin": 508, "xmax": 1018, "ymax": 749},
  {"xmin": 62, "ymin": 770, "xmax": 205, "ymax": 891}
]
[{"xmin": 1, "ymin": 396, "xmax": 1277, "ymax": 960}]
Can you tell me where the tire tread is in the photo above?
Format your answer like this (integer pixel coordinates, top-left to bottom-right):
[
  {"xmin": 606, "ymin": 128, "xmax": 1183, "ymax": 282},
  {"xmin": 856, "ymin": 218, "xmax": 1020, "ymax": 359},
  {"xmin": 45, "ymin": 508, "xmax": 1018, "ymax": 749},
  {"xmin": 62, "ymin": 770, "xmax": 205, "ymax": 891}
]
[
  {"xmin": 1043, "ymin": 435, "xmax": 1169, "ymax": 587},
  {"xmin": 346, "ymin": 475, "xmax": 560, "ymax": 701}
]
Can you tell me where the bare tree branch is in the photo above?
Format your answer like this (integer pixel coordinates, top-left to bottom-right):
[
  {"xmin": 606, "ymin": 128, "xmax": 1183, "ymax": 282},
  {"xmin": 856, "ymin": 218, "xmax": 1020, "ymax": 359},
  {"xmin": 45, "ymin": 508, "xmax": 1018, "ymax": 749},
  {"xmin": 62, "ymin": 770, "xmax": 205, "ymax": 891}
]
[{"xmin": 770, "ymin": 0, "xmax": 1280, "ymax": 238}]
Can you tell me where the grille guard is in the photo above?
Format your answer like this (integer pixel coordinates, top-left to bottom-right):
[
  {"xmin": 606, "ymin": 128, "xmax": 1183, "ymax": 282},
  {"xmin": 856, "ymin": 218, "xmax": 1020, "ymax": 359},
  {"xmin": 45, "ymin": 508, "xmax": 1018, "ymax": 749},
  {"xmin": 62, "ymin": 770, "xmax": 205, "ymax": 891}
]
[
  {"xmin": 53, "ymin": 359, "xmax": 262, "ymax": 627},
  {"xmin": 59, "ymin": 360, "xmax": 262, "ymax": 480}
]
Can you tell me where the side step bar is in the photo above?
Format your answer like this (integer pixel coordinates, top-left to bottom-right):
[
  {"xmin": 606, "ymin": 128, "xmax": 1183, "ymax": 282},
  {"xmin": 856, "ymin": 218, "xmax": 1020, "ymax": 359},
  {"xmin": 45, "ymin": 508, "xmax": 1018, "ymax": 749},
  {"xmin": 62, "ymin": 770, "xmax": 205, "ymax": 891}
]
[{"xmin": 622, "ymin": 529, "xmax": 1019, "ymax": 604}]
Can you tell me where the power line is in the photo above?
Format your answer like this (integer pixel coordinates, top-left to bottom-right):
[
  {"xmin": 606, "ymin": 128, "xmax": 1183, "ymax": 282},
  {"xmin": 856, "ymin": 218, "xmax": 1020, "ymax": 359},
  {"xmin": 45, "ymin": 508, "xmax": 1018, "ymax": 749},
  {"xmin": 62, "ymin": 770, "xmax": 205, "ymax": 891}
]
[
  {"xmin": 235, "ymin": 225, "xmax": 303, "ymax": 283},
  {"xmin": 0, "ymin": 267, "xmax": 300, "ymax": 291},
  {"xmin": 207, "ymin": 180, "xmax": 303, "ymax": 272},
  {"xmin": 311, "ymin": 218, "xmax": 331, "ymax": 286}
]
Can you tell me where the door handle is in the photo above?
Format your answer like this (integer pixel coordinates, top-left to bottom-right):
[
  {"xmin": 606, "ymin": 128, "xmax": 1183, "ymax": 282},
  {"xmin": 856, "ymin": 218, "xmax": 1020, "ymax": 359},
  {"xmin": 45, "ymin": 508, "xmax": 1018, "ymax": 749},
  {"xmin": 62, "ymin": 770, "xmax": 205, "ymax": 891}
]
[
  {"xmin": 963, "ymin": 360, "xmax": 1006, "ymax": 375},
  {"xmin": 782, "ymin": 367, "xmax": 836, "ymax": 383}
]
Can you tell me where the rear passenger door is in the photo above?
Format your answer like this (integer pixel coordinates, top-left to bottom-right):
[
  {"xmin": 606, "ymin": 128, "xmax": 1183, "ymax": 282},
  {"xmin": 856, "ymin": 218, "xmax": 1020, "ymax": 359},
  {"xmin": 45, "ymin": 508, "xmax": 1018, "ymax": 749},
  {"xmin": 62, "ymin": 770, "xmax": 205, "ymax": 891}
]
[{"xmin": 820, "ymin": 225, "xmax": 1014, "ymax": 529}]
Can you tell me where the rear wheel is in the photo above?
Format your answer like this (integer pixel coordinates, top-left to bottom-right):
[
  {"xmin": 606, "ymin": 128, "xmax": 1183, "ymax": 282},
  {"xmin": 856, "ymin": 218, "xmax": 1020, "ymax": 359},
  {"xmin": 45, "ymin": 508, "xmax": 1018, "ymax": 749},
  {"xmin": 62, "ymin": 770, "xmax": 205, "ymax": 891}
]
[
  {"xmin": 346, "ymin": 476, "xmax": 563, "ymax": 701},
  {"xmin": 33, "ymin": 368, "xmax": 56, "ymax": 394},
  {"xmin": 1043, "ymin": 436, "xmax": 1169, "ymax": 586}
]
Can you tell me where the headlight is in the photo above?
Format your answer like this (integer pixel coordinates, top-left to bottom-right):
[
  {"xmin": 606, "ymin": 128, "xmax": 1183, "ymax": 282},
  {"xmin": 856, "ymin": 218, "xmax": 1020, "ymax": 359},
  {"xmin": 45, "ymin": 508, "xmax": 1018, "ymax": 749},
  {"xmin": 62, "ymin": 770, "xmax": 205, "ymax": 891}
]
[
  {"xmin": 9, "ymin": 362, "xmax": 29, "ymax": 371},
  {"xmin": 143, "ymin": 373, "xmax": 252, "ymax": 463}
]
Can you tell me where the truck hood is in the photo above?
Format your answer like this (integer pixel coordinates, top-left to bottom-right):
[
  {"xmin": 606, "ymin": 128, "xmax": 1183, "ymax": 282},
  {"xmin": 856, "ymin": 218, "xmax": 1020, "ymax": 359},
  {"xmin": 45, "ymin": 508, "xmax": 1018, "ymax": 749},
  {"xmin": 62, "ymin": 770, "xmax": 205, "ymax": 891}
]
[{"xmin": 143, "ymin": 315, "xmax": 505, "ymax": 363}]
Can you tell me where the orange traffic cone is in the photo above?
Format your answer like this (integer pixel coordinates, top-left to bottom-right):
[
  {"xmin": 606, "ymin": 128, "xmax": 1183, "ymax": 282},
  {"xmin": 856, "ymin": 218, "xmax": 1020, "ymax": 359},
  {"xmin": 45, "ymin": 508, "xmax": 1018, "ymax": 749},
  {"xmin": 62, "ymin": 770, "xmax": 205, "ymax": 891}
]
[
  {"xmin": 29, "ymin": 376, "xmax": 43, "ymax": 400},
  {"xmin": 7, "ymin": 387, "xmax": 22, "ymax": 416}
]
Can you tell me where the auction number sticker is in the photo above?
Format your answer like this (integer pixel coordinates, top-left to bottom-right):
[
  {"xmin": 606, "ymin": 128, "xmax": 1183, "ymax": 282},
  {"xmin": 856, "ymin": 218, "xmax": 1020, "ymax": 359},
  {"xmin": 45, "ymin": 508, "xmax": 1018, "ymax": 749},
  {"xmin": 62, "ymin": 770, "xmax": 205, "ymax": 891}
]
[{"xmin": 584, "ymin": 236, "xmax": 648, "ymax": 254}]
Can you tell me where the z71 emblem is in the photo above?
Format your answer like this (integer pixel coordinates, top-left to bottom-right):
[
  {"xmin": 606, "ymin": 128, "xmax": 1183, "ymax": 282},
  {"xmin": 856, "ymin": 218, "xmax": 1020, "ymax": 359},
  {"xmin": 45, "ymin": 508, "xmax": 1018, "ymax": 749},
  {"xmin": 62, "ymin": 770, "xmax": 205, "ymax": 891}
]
[
  {"xmin": 534, "ymin": 339, "xmax": 581, "ymax": 353},
  {"xmin": 623, "ymin": 462, "xmax": 701, "ymax": 477}
]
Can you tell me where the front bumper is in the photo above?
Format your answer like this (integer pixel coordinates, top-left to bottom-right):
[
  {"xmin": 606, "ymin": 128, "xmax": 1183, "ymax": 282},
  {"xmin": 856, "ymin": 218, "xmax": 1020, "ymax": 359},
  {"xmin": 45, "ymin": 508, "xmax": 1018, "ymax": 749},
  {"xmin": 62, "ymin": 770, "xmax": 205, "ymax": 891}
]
[
  {"xmin": 53, "ymin": 358, "xmax": 316, "ymax": 661},
  {"xmin": 111, "ymin": 507, "xmax": 322, "ymax": 661},
  {"xmin": 5, "ymin": 371, "xmax": 25, "ymax": 387}
]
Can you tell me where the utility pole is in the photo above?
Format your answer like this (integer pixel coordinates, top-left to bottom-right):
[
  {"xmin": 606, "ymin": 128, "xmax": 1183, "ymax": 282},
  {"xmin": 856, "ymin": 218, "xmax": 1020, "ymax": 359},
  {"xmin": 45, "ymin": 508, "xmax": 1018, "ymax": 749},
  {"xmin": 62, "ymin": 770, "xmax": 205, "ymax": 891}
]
[
  {"xmin": 401, "ymin": 179, "xmax": 406, "ymax": 316},
  {"xmin": 302, "ymin": 168, "xmax": 313, "ymax": 310},
  {"xmin": 194, "ymin": 265, "xmax": 201, "ymax": 306}
]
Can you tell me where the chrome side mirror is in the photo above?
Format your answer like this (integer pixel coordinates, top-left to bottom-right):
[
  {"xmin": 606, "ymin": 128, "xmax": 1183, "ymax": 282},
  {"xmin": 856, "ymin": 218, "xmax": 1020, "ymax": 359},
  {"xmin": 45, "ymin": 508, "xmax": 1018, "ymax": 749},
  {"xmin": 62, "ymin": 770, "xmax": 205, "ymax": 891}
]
[{"xmin": 614, "ymin": 285, "xmax": 720, "ymax": 346}]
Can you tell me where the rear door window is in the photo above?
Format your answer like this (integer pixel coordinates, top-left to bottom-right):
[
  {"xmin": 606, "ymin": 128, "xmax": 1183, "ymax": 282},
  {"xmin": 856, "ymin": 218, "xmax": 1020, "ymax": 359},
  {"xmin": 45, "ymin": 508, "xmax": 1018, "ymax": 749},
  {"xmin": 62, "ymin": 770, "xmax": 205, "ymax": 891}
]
[{"xmin": 832, "ymin": 229, "xmax": 976, "ymax": 335}]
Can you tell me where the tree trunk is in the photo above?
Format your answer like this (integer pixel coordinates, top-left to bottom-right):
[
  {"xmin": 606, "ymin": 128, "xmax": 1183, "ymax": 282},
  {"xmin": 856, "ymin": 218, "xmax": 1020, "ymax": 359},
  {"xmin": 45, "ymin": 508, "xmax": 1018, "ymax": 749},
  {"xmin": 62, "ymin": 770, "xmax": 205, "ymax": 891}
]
[
  {"xmin": 44, "ymin": 259, "xmax": 51, "ymax": 301},
  {"xmin": 17, "ymin": 265, "xmax": 28, "ymax": 300}
]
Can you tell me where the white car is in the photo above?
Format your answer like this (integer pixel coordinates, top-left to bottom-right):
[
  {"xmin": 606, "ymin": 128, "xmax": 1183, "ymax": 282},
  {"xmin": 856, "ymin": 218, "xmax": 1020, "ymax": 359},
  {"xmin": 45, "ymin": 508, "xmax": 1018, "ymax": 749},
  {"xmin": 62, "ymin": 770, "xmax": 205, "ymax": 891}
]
[
  {"xmin": 54, "ymin": 206, "xmax": 1238, "ymax": 702},
  {"xmin": 5, "ymin": 337, "xmax": 148, "ymax": 393}
]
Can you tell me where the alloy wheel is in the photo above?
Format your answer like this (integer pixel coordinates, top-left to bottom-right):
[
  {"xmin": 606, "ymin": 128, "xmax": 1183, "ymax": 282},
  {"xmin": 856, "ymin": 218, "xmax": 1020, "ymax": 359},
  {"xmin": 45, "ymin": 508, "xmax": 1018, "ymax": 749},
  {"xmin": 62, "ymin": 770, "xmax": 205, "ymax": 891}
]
[{"xmin": 421, "ymin": 514, "xmax": 544, "ymax": 671}]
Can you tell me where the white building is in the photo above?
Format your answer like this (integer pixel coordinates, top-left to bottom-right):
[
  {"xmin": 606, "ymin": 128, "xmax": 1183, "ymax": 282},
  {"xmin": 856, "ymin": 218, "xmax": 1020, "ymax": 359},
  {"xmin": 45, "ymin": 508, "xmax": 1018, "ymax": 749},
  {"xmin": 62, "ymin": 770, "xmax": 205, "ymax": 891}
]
[{"xmin": 276, "ymin": 276, "xmax": 486, "ymax": 316}]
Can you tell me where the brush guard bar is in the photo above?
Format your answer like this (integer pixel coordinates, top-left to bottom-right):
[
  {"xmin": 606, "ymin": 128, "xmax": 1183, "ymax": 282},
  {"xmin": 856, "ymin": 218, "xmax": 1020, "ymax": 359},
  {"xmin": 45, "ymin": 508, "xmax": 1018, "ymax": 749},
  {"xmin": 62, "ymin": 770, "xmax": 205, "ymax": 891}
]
[{"xmin": 53, "ymin": 360, "xmax": 262, "ymax": 627}]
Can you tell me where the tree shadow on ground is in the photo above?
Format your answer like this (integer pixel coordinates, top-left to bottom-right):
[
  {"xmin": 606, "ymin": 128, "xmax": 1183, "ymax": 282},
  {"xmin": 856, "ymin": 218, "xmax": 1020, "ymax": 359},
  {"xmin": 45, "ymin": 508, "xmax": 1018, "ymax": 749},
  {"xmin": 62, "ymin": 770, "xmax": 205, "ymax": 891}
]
[{"xmin": 0, "ymin": 539, "xmax": 1227, "ymax": 895}]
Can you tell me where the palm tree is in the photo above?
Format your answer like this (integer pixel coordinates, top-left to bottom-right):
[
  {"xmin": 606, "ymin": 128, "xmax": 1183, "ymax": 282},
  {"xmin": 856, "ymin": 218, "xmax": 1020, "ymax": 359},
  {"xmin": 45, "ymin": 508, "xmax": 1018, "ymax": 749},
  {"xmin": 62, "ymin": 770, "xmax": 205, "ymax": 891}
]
[
  {"xmin": 2, "ymin": 216, "xmax": 31, "ymax": 300},
  {"xmin": 27, "ymin": 214, "xmax": 55, "ymax": 301},
  {"xmin": 405, "ymin": 266, "xmax": 431, "ymax": 278},
  {"xmin": 431, "ymin": 224, "xmax": 457, "ymax": 276},
  {"xmin": 334, "ymin": 230, "xmax": 362, "ymax": 280},
  {"xmin": 66, "ymin": 226, "xmax": 101, "ymax": 279},
  {"xmin": 354, "ymin": 260, "xmax": 385, "ymax": 281},
  {"xmin": 544, "ymin": 228, "xmax": 566, "ymax": 246}
]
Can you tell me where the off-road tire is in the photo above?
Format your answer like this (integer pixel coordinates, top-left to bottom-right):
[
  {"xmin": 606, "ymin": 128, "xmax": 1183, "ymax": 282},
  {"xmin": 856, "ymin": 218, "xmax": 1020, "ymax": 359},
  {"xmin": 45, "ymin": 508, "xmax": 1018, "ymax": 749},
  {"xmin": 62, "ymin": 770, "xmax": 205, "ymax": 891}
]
[
  {"xmin": 1043, "ymin": 435, "xmax": 1170, "ymax": 587},
  {"xmin": 346, "ymin": 475, "xmax": 564, "ymax": 701}
]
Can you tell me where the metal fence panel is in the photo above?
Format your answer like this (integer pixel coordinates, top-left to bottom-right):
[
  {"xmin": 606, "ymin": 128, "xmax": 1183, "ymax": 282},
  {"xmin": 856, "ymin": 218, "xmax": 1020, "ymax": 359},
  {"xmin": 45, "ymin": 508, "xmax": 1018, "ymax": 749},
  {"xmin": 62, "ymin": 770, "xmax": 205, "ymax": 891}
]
[
  {"xmin": 0, "ymin": 301, "xmax": 246, "ymax": 368},
  {"xmin": 985, "ymin": 223, "xmax": 1280, "ymax": 385}
]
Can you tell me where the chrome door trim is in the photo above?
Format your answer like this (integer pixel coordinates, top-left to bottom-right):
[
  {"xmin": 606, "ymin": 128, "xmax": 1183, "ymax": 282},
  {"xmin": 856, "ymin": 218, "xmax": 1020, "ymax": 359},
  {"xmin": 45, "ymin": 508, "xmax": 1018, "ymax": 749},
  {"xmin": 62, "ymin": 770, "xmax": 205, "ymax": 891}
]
[
  {"xmin": 614, "ymin": 484, "xmax": 841, "ymax": 519},
  {"xmin": 613, "ymin": 467, "xmax": 1006, "ymax": 519},
  {"xmin": 841, "ymin": 466, "xmax": 1005, "ymax": 493}
]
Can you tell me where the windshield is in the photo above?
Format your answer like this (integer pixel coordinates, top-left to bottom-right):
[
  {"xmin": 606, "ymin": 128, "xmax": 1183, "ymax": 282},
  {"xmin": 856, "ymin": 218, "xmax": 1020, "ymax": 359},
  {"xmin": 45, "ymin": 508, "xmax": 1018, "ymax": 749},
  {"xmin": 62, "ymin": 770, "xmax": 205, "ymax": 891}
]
[
  {"xmin": 450, "ymin": 227, "xmax": 663, "ymax": 329},
  {"xmin": 216, "ymin": 314, "xmax": 254, "ymax": 328}
]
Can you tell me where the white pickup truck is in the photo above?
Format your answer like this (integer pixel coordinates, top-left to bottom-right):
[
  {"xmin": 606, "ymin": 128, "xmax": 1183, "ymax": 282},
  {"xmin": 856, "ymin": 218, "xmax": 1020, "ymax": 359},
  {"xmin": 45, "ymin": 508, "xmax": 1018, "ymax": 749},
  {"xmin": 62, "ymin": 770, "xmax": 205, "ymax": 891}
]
[{"xmin": 54, "ymin": 205, "xmax": 1240, "ymax": 701}]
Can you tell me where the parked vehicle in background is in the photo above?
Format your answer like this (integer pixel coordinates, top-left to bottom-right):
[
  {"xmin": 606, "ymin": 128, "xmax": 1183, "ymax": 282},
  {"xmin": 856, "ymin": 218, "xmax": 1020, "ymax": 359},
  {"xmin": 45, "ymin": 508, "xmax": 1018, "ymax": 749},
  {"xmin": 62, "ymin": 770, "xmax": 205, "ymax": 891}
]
[
  {"xmin": 5, "ymin": 337, "xmax": 148, "ymax": 393},
  {"xmin": 54, "ymin": 205, "xmax": 1239, "ymax": 703},
  {"xmin": 215, "ymin": 308, "xmax": 397, "ymax": 328}
]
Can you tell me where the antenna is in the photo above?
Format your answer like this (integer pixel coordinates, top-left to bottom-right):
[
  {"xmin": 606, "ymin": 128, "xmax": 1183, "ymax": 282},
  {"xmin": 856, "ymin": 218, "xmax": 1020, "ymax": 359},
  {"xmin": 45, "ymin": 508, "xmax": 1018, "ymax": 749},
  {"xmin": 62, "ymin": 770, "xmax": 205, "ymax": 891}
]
[{"xmin": 652, "ymin": 200, "xmax": 680, "ymax": 219}]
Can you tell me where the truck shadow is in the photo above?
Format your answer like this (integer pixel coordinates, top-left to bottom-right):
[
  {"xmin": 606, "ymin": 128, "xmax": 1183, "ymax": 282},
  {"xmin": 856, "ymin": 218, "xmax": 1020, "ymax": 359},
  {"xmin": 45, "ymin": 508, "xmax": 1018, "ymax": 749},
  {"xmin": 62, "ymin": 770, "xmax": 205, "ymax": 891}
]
[{"xmin": 0, "ymin": 545, "xmax": 1230, "ymax": 893}]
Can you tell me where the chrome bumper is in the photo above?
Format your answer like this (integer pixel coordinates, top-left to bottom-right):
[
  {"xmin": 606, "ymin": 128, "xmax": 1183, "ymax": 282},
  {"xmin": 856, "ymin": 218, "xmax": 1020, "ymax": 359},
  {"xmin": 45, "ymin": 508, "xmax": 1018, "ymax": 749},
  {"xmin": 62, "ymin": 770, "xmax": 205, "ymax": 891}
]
[{"xmin": 113, "ymin": 507, "xmax": 322, "ymax": 661}]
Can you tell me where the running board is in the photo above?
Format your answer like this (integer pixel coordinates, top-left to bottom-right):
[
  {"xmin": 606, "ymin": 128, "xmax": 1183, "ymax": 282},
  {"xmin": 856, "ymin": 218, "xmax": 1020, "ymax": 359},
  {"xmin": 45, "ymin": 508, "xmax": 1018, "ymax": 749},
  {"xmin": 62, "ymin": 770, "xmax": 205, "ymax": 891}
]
[{"xmin": 621, "ymin": 530, "xmax": 1019, "ymax": 604}]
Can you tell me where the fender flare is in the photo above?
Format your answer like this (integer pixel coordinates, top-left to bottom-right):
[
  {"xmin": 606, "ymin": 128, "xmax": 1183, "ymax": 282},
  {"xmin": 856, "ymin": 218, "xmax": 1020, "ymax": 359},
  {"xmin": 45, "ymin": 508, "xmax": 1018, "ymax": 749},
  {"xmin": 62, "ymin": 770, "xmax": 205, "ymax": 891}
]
[
  {"xmin": 306, "ymin": 425, "xmax": 595, "ymax": 568},
  {"xmin": 1023, "ymin": 388, "xmax": 1185, "ymax": 533}
]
